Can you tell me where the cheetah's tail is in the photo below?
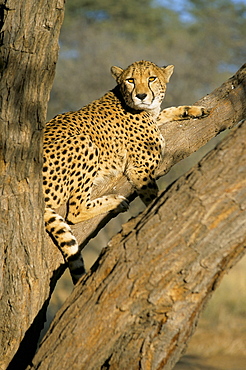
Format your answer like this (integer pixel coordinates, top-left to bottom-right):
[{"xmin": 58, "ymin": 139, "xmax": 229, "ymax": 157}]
[{"xmin": 44, "ymin": 207, "xmax": 86, "ymax": 284}]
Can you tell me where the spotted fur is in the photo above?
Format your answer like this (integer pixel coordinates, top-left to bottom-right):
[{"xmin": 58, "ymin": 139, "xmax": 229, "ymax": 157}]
[{"xmin": 43, "ymin": 60, "xmax": 209, "ymax": 283}]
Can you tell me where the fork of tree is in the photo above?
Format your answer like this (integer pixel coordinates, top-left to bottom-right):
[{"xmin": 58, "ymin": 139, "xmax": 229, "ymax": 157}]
[{"xmin": 1, "ymin": 1, "xmax": 245, "ymax": 368}]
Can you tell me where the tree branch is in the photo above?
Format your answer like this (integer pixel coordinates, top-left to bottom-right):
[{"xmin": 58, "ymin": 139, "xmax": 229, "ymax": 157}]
[
  {"xmin": 4, "ymin": 63, "xmax": 245, "ymax": 369},
  {"xmin": 29, "ymin": 118, "xmax": 246, "ymax": 369},
  {"xmin": 68, "ymin": 63, "xmax": 246, "ymax": 251}
]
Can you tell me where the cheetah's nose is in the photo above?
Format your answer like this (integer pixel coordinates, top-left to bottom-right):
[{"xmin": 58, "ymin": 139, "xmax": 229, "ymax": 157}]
[{"xmin": 136, "ymin": 93, "xmax": 147, "ymax": 101}]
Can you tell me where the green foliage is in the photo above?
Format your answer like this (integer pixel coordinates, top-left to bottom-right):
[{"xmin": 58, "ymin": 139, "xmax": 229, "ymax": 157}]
[
  {"xmin": 48, "ymin": 0, "xmax": 246, "ymax": 118},
  {"xmin": 64, "ymin": 0, "xmax": 176, "ymax": 41},
  {"xmin": 187, "ymin": 0, "xmax": 246, "ymax": 67}
]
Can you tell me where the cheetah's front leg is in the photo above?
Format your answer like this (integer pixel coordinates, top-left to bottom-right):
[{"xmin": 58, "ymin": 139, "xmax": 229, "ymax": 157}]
[{"xmin": 157, "ymin": 105, "xmax": 210, "ymax": 125}]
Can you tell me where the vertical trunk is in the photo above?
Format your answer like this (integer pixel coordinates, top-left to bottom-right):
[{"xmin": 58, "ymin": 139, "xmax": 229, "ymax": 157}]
[
  {"xmin": 0, "ymin": 3, "xmax": 245, "ymax": 367},
  {"xmin": 0, "ymin": 1, "xmax": 64, "ymax": 368}
]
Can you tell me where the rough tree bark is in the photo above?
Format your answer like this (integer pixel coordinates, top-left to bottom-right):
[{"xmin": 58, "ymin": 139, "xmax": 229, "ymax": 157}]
[
  {"xmin": 0, "ymin": 2, "xmax": 245, "ymax": 368},
  {"xmin": 0, "ymin": 1, "xmax": 65, "ymax": 369},
  {"xmin": 30, "ymin": 119, "xmax": 246, "ymax": 370},
  {"xmin": 68, "ymin": 64, "xmax": 246, "ymax": 251}
]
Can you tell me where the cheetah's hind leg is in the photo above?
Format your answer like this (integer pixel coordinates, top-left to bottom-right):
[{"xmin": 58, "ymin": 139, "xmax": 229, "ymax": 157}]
[
  {"xmin": 66, "ymin": 194, "xmax": 129, "ymax": 224},
  {"xmin": 44, "ymin": 207, "xmax": 85, "ymax": 284},
  {"xmin": 65, "ymin": 137, "xmax": 129, "ymax": 224}
]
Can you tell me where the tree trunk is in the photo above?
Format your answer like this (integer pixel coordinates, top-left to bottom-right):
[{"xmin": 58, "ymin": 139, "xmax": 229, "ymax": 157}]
[
  {"xmin": 0, "ymin": 2, "xmax": 245, "ymax": 367},
  {"xmin": 0, "ymin": 1, "xmax": 65, "ymax": 369},
  {"xmin": 29, "ymin": 119, "xmax": 246, "ymax": 370}
]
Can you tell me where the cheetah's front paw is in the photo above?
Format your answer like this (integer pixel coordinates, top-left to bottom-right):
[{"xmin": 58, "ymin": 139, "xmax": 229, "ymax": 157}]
[
  {"xmin": 158, "ymin": 105, "xmax": 210, "ymax": 124},
  {"xmin": 111, "ymin": 195, "xmax": 129, "ymax": 214},
  {"xmin": 181, "ymin": 106, "xmax": 210, "ymax": 119}
]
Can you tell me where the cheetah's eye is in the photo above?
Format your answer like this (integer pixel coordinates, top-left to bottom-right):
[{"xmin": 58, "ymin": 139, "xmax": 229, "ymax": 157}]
[
  {"xmin": 149, "ymin": 76, "xmax": 157, "ymax": 82},
  {"xmin": 126, "ymin": 78, "xmax": 134, "ymax": 84}
]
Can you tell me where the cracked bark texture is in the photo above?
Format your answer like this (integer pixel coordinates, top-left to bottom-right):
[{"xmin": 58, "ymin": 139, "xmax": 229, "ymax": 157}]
[
  {"xmin": 0, "ymin": 1, "xmax": 65, "ymax": 369},
  {"xmin": 29, "ymin": 120, "xmax": 246, "ymax": 369},
  {"xmin": 0, "ymin": 1, "xmax": 245, "ymax": 366}
]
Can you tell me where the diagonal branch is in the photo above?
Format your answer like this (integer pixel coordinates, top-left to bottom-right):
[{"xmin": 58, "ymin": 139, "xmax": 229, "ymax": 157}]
[
  {"xmin": 29, "ymin": 118, "xmax": 246, "ymax": 370},
  {"xmin": 66, "ymin": 63, "xmax": 246, "ymax": 250}
]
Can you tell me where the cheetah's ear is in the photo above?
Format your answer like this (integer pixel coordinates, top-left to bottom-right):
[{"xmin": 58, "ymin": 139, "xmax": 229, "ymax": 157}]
[
  {"xmin": 111, "ymin": 66, "xmax": 124, "ymax": 81},
  {"xmin": 161, "ymin": 65, "xmax": 174, "ymax": 83}
]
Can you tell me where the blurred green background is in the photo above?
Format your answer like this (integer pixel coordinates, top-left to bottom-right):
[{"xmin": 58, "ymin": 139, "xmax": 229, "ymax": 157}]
[
  {"xmin": 47, "ymin": 0, "xmax": 246, "ymax": 120},
  {"xmin": 45, "ymin": 0, "xmax": 246, "ymax": 367}
]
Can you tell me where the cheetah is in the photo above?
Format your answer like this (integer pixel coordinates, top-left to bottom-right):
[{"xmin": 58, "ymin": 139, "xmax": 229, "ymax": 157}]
[{"xmin": 44, "ymin": 60, "xmax": 209, "ymax": 284}]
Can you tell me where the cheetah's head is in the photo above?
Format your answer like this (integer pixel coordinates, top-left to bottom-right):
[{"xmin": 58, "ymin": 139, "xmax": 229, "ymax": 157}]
[{"xmin": 111, "ymin": 60, "xmax": 174, "ymax": 118}]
